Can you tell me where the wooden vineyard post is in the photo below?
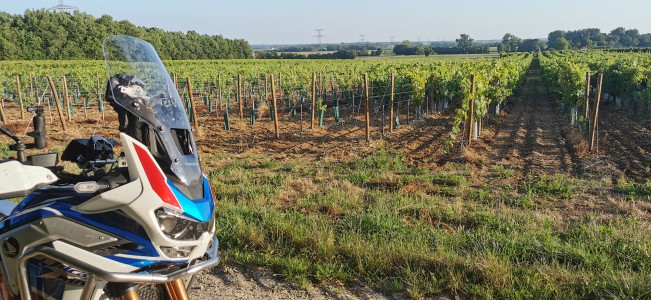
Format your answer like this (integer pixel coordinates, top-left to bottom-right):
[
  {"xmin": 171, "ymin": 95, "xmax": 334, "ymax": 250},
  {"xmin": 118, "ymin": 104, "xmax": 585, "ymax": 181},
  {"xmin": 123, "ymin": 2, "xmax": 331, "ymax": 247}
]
[
  {"xmin": 173, "ymin": 74, "xmax": 179, "ymax": 92},
  {"xmin": 0, "ymin": 94, "xmax": 6, "ymax": 125},
  {"xmin": 364, "ymin": 73, "xmax": 370, "ymax": 143},
  {"xmin": 271, "ymin": 74, "xmax": 280, "ymax": 139},
  {"xmin": 62, "ymin": 76, "xmax": 71, "ymax": 122},
  {"xmin": 389, "ymin": 73, "xmax": 395, "ymax": 133},
  {"xmin": 590, "ymin": 73, "xmax": 604, "ymax": 153},
  {"xmin": 278, "ymin": 73, "xmax": 283, "ymax": 107},
  {"xmin": 264, "ymin": 74, "xmax": 269, "ymax": 102},
  {"xmin": 311, "ymin": 72, "xmax": 317, "ymax": 129},
  {"xmin": 238, "ymin": 74, "xmax": 243, "ymax": 119},
  {"xmin": 45, "ymin": 85, "xmax": 53, "ymax": 124},
  {"xmin": 584, "ymin": 72, "xmax": 591, "ymax": 119},
  {"xmin": 584, "ymin": 72, "xmax": 591, "ymax": 137},
  {"xmin": 46, "ymin": 76, "xmax": 67, "ymax": 131},
  {"xmin": 16, "ymin": 75, "xmax": 25, "ymax": 120},
  {"xmin": 249, "ymin": 81, "xmax": 255, "ymax": 126},
  {"xmin": 42, "ymin": 77, "xmax": 53, "ymax": 123},
  {"xmin": 0, "ymin": 78, "xmax": 5, "ymax": 123},
  {"xmin": 467, "ymin": 74, "xmax": 476, "ymax": 146},
  {"xmin": 220, "ymin": 75, "xmax": 230, "ymax": 130},
  {"xmin": 83, "ymin": 89, "xmax": 89, "ymax": 120},
  {"xmin": 217, "ymin": 74, "xmax": 222, "ymax": 112},
  {"xmin": 29, "ymin": 74, "xmax": 36, "ymax": 105},
  {"xmin": 186, "ymin": 77, "xmax": 201, "ymax": 136},
  {"xmin": 319, "ymin": 73, "xmax": 323, "ymax": 95}
]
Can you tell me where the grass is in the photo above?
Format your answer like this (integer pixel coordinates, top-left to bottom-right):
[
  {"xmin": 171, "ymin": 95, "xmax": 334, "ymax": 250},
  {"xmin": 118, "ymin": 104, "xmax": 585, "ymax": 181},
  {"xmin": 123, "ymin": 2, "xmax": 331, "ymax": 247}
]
[
  {"xmin": 209, "ymin": 148, "xmax": 651, "ymax": 299},
  {"xmin": 0, "ymin": 143, "xmax": 12, "ymax": 158},
  {"xmin": 614, "ymin": 180, "xmax": 651, "ymax": 202},
  {"xmin": 492, "ymin": 164, "xmax": 517, "ymax": 179},
  {"xmin": 523, "ymin": 174, "xmax": 575, "ymax": 200}
]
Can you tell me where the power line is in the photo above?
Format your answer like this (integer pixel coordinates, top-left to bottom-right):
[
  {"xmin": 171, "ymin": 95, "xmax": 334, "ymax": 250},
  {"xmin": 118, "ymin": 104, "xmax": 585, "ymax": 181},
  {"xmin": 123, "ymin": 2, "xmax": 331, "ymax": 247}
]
[
  {"xmin": 359, "ymin": 34, "xmax": 366, "ymax": 43},
  {"xmin": 48, "ymin": 0, "xmax": 77, "ymax": 13},
  {"xmin": 314, "ymin": 29, "xmax": 325, "ymax": 51}
]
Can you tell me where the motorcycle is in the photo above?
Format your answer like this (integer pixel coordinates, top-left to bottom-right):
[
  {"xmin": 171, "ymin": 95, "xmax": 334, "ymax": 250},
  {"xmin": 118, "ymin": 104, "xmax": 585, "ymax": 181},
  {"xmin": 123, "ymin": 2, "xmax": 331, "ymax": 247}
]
[{"xmin": 0, "ymin": 35, "xmax": 218, "ymax": 300}]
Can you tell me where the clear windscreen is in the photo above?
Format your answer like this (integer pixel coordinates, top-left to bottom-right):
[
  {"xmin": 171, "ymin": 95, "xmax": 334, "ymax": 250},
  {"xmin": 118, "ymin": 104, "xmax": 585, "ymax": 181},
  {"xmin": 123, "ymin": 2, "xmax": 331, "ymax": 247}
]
[{"xmin": 103, "ymin": 35, "xmax": 203, "ymax": 198}]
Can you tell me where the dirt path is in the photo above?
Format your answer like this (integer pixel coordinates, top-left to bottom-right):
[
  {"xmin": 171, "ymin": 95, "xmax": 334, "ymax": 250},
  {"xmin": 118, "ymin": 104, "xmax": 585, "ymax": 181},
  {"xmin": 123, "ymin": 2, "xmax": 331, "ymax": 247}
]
[
  {"xmin": 384, "ymin": 113, "xmax": 455, "ymax": 167},
  {"xmin": 595, "ymin": 106, "xmax": 651, "ymax": 182},
  {"xmin": 474, "ymin": 60, "xmax": 583, "ymax": 178},
  {"xmin": 187, "ymin": 266, "xmax": 399, "ymax": 300}
]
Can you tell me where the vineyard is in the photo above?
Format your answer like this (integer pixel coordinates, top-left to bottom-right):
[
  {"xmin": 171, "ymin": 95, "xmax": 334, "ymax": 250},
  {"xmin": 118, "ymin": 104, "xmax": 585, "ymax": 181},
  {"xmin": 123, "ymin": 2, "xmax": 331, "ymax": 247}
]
[
  {"xmin": 538, "ymin": 50, "xmax": 651, "ymax": 181},
  {"xmin": 1, "ymin": 52, "xmax": 651, "ymax": 299},
  {"xmin": 0, "ymin": 54, "xmax": 531, "ymax": 148}
]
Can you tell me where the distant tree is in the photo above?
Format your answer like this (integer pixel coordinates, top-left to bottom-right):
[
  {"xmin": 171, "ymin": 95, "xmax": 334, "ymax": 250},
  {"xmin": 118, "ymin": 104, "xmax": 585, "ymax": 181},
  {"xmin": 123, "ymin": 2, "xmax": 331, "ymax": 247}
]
[
  {"xmin": 547, "ymin": 30, "xmax": 570, "ymax": 50},
  {"xmin": 518, "ymin": 39, "xmax": 544, "ymax": 52},
  {"xmin": 622, "ymin": 29, "xmax": 641, "ymax": 46},
  {"xmin": 639, "ymin": 34, "xmax": 651, "ymax": 47},
  {"xmin": 456, "ymin": 34, "xmax": 474, "ymax": 53},
  {"xmin": 423, "ymin": 47, "xmax": 434, "ymax": 57},
  {"xmin": 500, "ymin": 33, "xmax": 520, "ymax": 52},
  {"xmin": 393, "ymin": 40, "xmax": 417, "ymax": 55},
  {"xmin": 392, "ymin": 41, "xmax": 437, "ymax": 56},
  {"xmin": 393, "ymin": 44, "xmax": 409, "ymax": 55},
  {"xmin": 548, "ymin": 30, "xmax": 565, "ymax": 41},
  {"xmin": 592, "ymin": 33, "xmax": 608, "ymax": 47},
  {"xmin": 607, "ymin": 27, "xmax": 626, "ymax": 47},
  {"xmin": 606, "ymin": 34, "xmax": 620, "ymax": 47},
  {"xmin": 337, "ymin": 50, "xmax": 357, "ymax": 59},
  {"xmin": 550, "ymin": 37, "xmax": 571, "ymax": 50},
  {"xmin": 610, "ymin": 27, "xmax": 626, "ymax": 38}
]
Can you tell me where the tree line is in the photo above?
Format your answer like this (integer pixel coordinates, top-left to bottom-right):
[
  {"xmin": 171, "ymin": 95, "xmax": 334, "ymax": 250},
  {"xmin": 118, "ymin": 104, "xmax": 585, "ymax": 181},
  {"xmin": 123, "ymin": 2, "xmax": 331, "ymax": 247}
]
[
  {"xmin": 393, "ymin": 35, "xmax": 490, "ymax": 56},
  {"xmin": 547, "ymin": 28, "xmax": 651, "ymax": 50},
  {"xmin": 500, "ymin": 27, "xmax": 651, "ymax": 53},
  {"xmin": 0, "ymin": 10, "xmax": 253, "ymax": 60},
  {"xmin": 276, "ymin": 43, "xmax": 383, "ymax": 53},
  {"xmin": 255, "ymin": 50, "xmax": 359, "ymax": 59}
]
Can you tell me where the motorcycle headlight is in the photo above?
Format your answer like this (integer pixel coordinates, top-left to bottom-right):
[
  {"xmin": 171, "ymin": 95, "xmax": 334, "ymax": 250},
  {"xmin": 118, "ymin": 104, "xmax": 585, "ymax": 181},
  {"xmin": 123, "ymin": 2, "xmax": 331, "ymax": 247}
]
[
  {"xmin": 160, "ymin": 245, "xmax": 196, "ymax": 258},
  {"xmin": 155, "ymin": 208, "xmax": 212, "ymax": 241}
]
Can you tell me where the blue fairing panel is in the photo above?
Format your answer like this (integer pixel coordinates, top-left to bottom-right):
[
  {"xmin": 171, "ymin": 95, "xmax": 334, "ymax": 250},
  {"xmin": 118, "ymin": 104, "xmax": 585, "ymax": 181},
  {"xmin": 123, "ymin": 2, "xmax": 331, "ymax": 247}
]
[
  {"xmin": 169, "ymin": 176, "xmax": 214, "ymax": 222},
  {"xmin": 0, "ymin": 199, "xmax": 16, "ymax": 217}
]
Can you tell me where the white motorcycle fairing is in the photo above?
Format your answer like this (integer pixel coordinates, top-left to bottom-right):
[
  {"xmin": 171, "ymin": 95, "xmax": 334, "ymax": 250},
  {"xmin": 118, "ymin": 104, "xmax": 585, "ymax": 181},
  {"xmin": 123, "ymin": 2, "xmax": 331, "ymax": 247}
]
[{"xmin": 0, "ymin": 133, "xmax": 217, "ymax": 300}]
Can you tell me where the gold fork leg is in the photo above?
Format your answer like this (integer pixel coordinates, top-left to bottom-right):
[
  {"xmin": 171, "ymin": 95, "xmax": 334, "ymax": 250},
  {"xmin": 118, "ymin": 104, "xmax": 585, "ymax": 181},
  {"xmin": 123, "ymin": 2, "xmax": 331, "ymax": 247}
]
[{"xmin": 164, "ymin": 279, "xmax": 189, "ymax": 300}]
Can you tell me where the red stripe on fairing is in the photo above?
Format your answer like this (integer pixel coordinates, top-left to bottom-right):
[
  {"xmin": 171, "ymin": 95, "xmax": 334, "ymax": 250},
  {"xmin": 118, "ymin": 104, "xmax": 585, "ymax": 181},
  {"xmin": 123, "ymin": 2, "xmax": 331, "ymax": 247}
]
[{"xmin": 133, "ymin": 143, "xmax": 182, "ymax": 210}]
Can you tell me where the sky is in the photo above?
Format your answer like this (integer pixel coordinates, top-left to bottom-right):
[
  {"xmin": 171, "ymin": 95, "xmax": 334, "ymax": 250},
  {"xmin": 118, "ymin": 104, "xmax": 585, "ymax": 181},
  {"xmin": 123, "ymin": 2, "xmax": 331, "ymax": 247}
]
[{"xmin": 2, "ymin": 0, "xmax": 650, "ymax": 45}]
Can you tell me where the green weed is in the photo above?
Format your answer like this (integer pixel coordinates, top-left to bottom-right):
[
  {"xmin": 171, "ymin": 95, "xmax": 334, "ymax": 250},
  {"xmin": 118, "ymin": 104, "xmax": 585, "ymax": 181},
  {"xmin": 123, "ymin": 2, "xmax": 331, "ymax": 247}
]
[
  {"xmin": 492, "ymin": 164, "xmax": 517, "ymax": 178},
  {"xmin": 0, "ymin": 143, "xmax": 12, "ymax": 158},
  {"xmin": 614, "ymin": 181, "xmax": 651, "ymax": 202},
  {"xmin": 524, "ymin": 174, "xmax": 574, "ymax": 200},
  {"xmin": 432, "ymin": 173, "xmax": 467, "ymax": 187}
]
